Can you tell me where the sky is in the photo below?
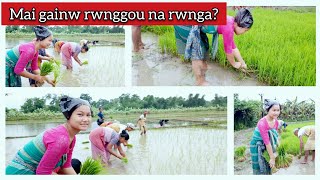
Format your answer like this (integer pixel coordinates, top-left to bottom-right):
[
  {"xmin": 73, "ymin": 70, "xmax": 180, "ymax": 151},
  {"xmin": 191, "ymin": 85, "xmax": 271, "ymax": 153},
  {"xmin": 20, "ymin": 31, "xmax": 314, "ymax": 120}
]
[
  {"xmin": 237, "ymin": 89, "xmax": 315, "ymax": 103},
  {"xmin": 5, "ymin": 87, "xmax": 227, "ymax": 109}
]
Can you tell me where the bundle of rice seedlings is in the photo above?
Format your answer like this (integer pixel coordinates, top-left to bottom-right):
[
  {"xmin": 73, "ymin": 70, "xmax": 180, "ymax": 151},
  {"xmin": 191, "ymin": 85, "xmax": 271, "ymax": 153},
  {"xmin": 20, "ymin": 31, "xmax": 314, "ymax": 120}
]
[
  {"xmin": 80, "ymin": 158, "xmax": 104, "ymax": 175},
  {"xmin": 262, "ymin": 143, "xmax": 293, "ymax": 168},
  {"xmin": 82, "ymin": 60, "xmax": 89, "ymax": 65},
  {"xmin": 40, "ymin": 61, "xmax": 54, "ymax": 76},
  {"xmin": 126, "ymin": 144, "xmax": 133, "ymax": 148},
  {"xmin": 234, "ymin": 146, "xmax": 246, "ymax": 162},
  {"xmin": 122, "ymin": 157, "xmax": 128, "ymax": 164}
]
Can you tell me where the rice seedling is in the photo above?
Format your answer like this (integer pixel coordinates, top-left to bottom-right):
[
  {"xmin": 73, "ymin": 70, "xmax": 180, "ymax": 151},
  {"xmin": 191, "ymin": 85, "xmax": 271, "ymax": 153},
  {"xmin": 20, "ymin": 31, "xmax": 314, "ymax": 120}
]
[
  {"xmin": 83, "ymin": 147, "xmax": 89, "ymax": 150},
  {"xmin": 40, "ymin": 61, "xmax": 54, "ymax": 76},
  {"xmin": 82, "ymin": 60, "xmax": 89, "ymax": 65},
  {"xmin": 263, "ymin": 143, "xmax": 294, "ymax": 168},
  {"xmin": 126, "ymin": 144, "xmax": 133, "ymax": 148},
  {"xmin": 80, "ymin": 157, "xmax": 104, "ymax": 175},
  {"xmin": 82, "ymin": 141, "xmax": 89, "ymax": 144},
  {"xmin": 122, "ymin": 157, "xmax": 128, "ymax": 163},
  {"xmin": 234, "ymin": 146, "xmax": 246, "ymax": 162}
]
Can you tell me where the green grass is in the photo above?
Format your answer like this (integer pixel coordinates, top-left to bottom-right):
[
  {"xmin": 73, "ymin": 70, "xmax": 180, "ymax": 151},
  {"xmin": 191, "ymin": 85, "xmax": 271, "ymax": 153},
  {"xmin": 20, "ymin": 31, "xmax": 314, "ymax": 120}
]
[{"xmin": 143, "ymin": 8, "xmax": 315, "ymax": 86}]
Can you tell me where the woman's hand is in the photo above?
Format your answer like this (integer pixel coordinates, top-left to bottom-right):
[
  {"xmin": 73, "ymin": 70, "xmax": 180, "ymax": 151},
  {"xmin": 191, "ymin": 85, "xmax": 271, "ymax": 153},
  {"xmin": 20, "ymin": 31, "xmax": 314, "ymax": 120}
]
[
  {"xmin": 241, "ymin": 62, "xmax": 247, "ymax": 69},
  {"xmin": 269, "ymin": 158, "xmax": 276, "ymax": 168},
  {"xmin": 34, "ymin": 75, "xmax": 45, "ymax": 84},
  {"xmin": 232, "ymin": 62, "xmax": 242, "ymax": 69}
]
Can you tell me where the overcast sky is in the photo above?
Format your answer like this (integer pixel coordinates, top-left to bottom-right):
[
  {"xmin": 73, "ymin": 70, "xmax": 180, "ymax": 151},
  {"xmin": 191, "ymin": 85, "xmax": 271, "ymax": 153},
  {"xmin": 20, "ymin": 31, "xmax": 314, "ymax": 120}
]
[{"xmin": 5, "ymin": 87, "xmax": 227, "ymax": 109}]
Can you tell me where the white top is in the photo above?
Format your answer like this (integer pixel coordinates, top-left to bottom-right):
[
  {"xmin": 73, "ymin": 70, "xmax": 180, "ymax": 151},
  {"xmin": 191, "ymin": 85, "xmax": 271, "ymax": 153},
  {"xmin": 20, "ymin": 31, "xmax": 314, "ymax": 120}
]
[
  {"xmin": 298, "ymin": 126, "xmax": 313, "ymax": 137},
  {"xmin": 140, "ymin": 114, "xmax": 146, "ymax": 120}
]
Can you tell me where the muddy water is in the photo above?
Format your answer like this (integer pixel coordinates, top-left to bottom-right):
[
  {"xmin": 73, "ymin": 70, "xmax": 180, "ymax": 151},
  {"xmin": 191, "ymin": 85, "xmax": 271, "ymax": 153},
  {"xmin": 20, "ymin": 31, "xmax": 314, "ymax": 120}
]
[
  {"xmin": 6, "ymin": 39, "xmax": 125, "ymax": 87},
  {"xmin": 6, "ymin": 127, "xmax": 227, "ymax": 175},
  {"xmin": 132, "ymin": 33, "xmax": 263, "ymax": 86}
]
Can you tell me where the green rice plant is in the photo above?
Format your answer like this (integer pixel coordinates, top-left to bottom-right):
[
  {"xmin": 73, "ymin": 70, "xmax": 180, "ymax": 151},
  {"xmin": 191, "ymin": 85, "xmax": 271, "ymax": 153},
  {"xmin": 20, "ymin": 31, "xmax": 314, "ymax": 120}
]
[
  {"xmin": 122, "ymin": 157, "xmax": 128, "ymax": 163},
  {"xmin": 40, "ymin": 61, "xmax": 54, "ymax": 76},
  {"xmin": 83, "ymin": 147, "xmax": 89, "ymax": 150},
  {"xmin": 80, "ymin": 158, "xmax": 104, "ymax": 175},
  {"xmin": 234, "ymin": 146, "xmax": 246, "ymax": 162},
  {"xmin": 263, "ymin": 143, "xmax": 294, "ymax": 168},
  {"xmin": 126, "ymin": 144, "xmax": 133, "ymax": 148},
  {"xmin": 82, "ymin": 141, "xmax": 89, "ymax": 144},
  {"xmin": 82, "ymin": 60, "xmax": 89, "ymax": 65}
]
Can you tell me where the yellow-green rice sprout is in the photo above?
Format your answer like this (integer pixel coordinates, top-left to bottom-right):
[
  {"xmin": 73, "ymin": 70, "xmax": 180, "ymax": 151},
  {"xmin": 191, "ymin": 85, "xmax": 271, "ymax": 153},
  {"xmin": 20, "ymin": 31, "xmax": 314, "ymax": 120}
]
[
  {"xmin": 40, "ymin": 62, "xmax": 54, "ymax": 76},
  {"xmin": 234, "ymin": 146, "xmax": 246, "ymax": 162},
  {"xmin": 82, "ymin": 60, "xmax": 89, "ymax": 65},
  {"xmin": 122, "ymin": 157, "xmax": 128, "ymax": 163},
  {"xmin": 126, "ymin": 144, "xmax": 133, "ymax": 148},
  {"xmin": 80, "ymin": 158, "xmax": 104, "ymax": 175},
  {"xmin": 263, "ymin": 143, "xmax": 293, "ymax": 168}
]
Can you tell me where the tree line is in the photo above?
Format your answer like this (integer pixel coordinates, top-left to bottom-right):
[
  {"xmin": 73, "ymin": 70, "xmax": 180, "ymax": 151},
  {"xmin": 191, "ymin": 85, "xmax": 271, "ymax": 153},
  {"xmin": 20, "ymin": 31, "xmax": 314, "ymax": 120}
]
[
  {"xmin": 6, "ymin": 25, "xmax": 124, "ymax": 34},
  {"xmin": 234, "ymin": 94, "xmax": 315, "ymax": 131},
  {"xmin": 7, "ymin": 93, "xmax": 227, "ymax": 114}
]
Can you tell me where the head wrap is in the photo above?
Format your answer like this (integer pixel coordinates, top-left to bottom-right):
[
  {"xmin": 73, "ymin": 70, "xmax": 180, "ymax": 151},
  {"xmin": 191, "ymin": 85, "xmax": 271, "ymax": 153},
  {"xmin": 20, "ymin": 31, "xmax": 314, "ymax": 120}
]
[
  {"xmin": 263, "ymin": 99, "xmax": 280, "ymax": 112},
  {"xmin": 60, "ymin": 96, "xmax": 91, "ymax": 119},
  {"xmin": 235, "ymin": 8, "xmax": 254, "ymax": 28},
  {"xmin": 33, "ymin": 26, "xmax": 52, "ymax": 41}
]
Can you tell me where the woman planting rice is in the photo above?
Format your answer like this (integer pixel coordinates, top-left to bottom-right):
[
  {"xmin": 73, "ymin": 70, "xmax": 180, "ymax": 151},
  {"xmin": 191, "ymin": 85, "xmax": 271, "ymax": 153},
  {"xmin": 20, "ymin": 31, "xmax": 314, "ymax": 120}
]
[
  {"xmin": 89, "ymin": 127, "xmax": 129, "ymax": 164},
  {"xmin": 174, "ymin": 8, "xmax": 253, "ymax": 85},
  {"xmin": 60, "ymin": 42, "xmax": 89, "ymax": 70},
  {"xmin": 250, "ymin": 99, "xmax": 280, "ymax": 175},
  {"xmin": 293, "ymin": 125, "xmax": 315, "ymax": 164},
  {"xmin": 6, "ymin": 97, "xmax": 92, "ymax": 174},
  {"xmin": 6, "ymin": 26, "xmax": 55, "ymax": 87}
]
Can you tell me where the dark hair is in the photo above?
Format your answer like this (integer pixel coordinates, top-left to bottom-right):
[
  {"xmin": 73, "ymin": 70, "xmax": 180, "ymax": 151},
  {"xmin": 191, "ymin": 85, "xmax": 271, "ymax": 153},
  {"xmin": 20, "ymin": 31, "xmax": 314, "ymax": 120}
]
[
  {"xmin": 120, "ymin": 130, "xmax": 129, "ymax": 140},
  {"xmin": 82, "ymin": 44, "xmax": 89, "ymax": 52},
  {"xmin": 235, "ymin": 8, "xmax": 253, "ymax": 28},
  {"xmin": 71, "ymin": 158, "xmax": 82, "ymax": 174},
  {"xmin": 52, "ymin": 38, "xmax": 59, "ymax": 46}
]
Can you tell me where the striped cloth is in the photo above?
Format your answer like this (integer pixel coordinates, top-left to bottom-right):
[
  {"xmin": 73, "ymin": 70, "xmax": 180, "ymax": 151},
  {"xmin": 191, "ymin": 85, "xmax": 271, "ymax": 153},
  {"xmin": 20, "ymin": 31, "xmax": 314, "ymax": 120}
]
[
  {"xmin": 6, "ymin": 133, "xmax": 66, "ymax": 174},
  {"xmin": 6, "ymin": 45, "xmax": 22, "ymax": 87},
  {"xmin": 174, "ymin": 25, "xmax": 218, "ymax": 61},
  {"xmin": 250, "ymin": 128, "xmax": 279, "ymax": 175}
]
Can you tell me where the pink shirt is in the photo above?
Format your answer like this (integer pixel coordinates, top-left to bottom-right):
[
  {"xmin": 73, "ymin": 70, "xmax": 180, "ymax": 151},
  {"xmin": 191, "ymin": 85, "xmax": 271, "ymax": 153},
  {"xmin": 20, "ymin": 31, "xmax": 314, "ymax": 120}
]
[
  {"xmin": 217, "ymin": 16, "xmax": 237, "ymax": 54},
  {"xmin": 257, "ymin": 117, "xmax": 279, "ymax": 146},
  {"xmin": 14, "ymin": 42, "xmax": 39, "ymax": 74},
  {"xmin": 36, "ymin": 125, "xmax": 76, "ymax": 175}
]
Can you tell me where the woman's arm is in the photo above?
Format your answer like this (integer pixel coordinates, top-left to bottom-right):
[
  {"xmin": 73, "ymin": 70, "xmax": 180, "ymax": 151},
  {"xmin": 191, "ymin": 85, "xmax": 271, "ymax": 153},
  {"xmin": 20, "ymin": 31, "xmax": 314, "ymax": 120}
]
[
  {"xmin": 19, "ymin": 70, "xmax": 44, "ymax": 83},
  {"xmin": 232, "ymin": 48, "xmax": 247, "ymax": 68},
  {"xmin": 265, "ymin": 143, "xmax": 276, "ymax": 168},
  {"xmin": 299, "ymin": 136, "xmax": 304, "ymax": 154},
  {"xmin": 73, "ymin": 55, "xmax": 83, "ymax": 66},
  {"xmin": 226, "ymin": 53, "xmax": 241, "ymax": 68},
  {"xmin": 117, "ymin": 145, "xmax": 126, "ymax": 158},
  {"xmin": 106, "ymin": 143, "xmax": 122, "ymax": 159}
]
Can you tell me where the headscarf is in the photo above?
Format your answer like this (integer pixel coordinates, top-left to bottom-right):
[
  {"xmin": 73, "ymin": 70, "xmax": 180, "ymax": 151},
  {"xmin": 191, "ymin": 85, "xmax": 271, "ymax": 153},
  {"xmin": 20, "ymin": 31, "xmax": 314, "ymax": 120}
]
[
  {"xmin": 60, "ymin": 96, "xmax": 91, "ymax": 120},
  {"xmin": 263, "ymin": 99, "xmax": 280, "ymax": 112},
  {"xmin": 33, "ymin": 26, "xmax": 52, "ymax": 41},
  {"xmin": 235, "ymin": 8, "xmax": 254, "ymax": 28}
]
